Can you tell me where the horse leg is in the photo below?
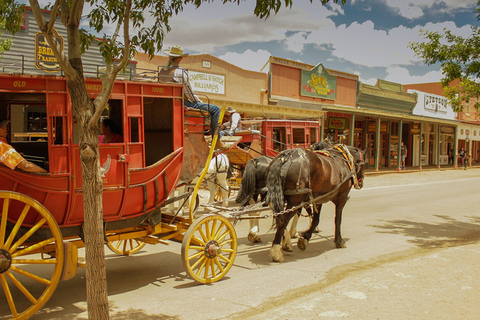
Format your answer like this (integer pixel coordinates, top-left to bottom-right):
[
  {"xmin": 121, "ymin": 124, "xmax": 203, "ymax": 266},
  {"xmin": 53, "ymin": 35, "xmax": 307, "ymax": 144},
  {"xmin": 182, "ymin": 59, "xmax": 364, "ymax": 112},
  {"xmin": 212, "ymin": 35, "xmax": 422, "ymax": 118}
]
[
  {"xmin": 218, "ymin": 172, "xmax": 229, "ymax": 207},
  {"xmin": 298, "ymin": 204, "xmax": 322, "ymax": 251},
  {"xmin": 270, "ymin": 211, "xmax": 296, "ymax": 262},
  {"xmin": 289, "ymin": 212, "xmax": 300, "ymax": 239},
  {"xmin": 334, "ymin": 202, "xmax": 347, "ymax": 248},
  {"xmin": 206, "ymin": 176, "xmax": 216, "ymax": 203},
  {"xmin": 281, "ymin": 210, "xmax": 298, "ymax": 252},
  {"xmin": 247, "ymin": 198, "xmax": 262, "ymax": 243}
]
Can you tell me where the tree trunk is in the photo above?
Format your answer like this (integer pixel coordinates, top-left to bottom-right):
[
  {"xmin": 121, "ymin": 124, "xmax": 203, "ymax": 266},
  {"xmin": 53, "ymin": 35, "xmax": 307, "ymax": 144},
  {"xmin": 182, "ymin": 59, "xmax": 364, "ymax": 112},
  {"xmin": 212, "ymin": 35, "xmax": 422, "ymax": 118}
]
[{"xmin": 67, "ymin": 73, "xmax": 110, "ymax": 319}]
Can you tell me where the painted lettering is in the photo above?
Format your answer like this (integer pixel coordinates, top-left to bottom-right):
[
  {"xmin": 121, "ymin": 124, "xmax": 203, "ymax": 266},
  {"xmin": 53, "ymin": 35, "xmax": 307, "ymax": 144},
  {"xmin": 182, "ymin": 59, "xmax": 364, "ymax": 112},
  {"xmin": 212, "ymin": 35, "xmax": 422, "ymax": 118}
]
[
  {"xmin": 13, "ymin": 81, "xmax": 27, "ymax": 88},
  {"xmin": 151, "ymin": 87, "xmax": 164, "ymax": 93},
  {"xmin": 86, "ymin": 84, "xmax": 102, "ymax": 91}
]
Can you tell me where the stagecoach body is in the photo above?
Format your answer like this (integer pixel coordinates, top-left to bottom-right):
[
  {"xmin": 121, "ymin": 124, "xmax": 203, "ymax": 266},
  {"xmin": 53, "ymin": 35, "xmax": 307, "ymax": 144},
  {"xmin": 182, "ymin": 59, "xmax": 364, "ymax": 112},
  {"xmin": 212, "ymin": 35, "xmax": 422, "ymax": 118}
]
[
  {"xmin": 0, "ymin": 74, "xmax": 185, "ymax": 235},
  {"xmin": 0, "ymin": 72, "xmax": 237, "ymax": 319}
]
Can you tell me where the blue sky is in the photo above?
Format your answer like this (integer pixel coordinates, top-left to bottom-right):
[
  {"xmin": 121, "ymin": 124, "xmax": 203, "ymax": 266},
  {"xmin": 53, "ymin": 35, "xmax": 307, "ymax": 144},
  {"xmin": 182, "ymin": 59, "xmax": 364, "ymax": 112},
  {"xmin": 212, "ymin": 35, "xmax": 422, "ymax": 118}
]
[{"xmin": 158, "ymin": 0, "xmax": 478, "ymax": 85}]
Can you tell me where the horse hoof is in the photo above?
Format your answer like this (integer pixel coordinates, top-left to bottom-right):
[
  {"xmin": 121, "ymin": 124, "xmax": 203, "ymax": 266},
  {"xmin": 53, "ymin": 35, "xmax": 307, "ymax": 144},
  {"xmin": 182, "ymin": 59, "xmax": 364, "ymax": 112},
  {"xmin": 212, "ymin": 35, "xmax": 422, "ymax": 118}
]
[
  {"xmin": 335, "ymin": 240, "xmax": 347, "ymax": 248},
  {"xmin": 248, "ymin": 232, "xmax": 262, "ymax": 243},
  {"xmin": 282, "ymin": 244, "xmax": 293, "ymax": 252},
  {"xmin": 297, "ymin": 237, "xmax": 308, "ymax": 251},
  {"xmin": 270, "ymin": 246, "xmax": 285, "ymax": 262}
]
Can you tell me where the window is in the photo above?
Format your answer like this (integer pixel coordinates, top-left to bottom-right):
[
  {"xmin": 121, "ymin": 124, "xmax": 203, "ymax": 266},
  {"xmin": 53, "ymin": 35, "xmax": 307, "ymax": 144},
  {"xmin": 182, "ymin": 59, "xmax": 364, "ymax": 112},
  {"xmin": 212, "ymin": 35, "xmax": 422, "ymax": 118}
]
[{"xmin": 292, "ymin": 128, "xmax": 305, "ymax": 144}]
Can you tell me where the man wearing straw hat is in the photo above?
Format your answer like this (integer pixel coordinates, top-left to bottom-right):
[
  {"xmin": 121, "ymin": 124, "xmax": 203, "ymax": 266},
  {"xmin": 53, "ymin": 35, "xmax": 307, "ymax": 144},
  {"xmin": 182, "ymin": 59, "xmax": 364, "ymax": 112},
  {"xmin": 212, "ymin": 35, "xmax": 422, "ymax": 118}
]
[
  {"xmin": 0, "ymin": 118, "xmax": 47, "ymax": 173},
  {"xmin": 160, "ymin": 46, "xmax": 221, "ymax": 138}
]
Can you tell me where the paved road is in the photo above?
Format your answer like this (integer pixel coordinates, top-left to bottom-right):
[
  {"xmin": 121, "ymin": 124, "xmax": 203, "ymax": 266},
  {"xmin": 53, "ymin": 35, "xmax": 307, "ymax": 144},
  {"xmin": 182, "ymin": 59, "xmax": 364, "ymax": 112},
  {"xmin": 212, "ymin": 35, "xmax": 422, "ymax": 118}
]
[{"xmin": 10, "ymin": 168, "xmax": 480, "ymax": 320}]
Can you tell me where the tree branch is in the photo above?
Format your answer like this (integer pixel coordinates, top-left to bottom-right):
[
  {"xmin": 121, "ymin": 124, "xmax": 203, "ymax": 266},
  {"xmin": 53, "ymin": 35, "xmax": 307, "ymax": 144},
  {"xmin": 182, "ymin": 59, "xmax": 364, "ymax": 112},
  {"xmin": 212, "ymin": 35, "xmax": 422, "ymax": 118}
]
[
  {"xmin": 90, "ymin": 0, "xmax": 132, "ymax": 126},
  {"xmin": 29, "ymin": 0, "xmax": 75, "ymax": 76}
]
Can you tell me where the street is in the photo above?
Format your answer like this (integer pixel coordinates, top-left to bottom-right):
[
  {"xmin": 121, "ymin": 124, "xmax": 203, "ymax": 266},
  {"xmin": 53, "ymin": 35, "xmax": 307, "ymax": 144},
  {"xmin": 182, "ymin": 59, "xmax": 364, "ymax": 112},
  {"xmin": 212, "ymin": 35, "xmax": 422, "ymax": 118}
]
[{"xmin": 10, "ymin": 169, "xmax": 480, "ymax": 320}]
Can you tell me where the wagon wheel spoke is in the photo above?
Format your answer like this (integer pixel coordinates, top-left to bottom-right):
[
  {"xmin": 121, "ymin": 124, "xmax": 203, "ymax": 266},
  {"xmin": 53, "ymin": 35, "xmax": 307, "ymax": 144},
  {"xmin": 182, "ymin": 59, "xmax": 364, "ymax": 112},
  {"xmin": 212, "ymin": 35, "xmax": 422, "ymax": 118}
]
[
  {"xmin": 106, "ymin": 237, "xmax": 147, "ymax": 256},
  {"xmin": 182, "ymin": 214, "xmax": 237, "ymax": 284},
  {"xmin": 0, "ymin": 191, "xmax": 64, "ymax": 320}
]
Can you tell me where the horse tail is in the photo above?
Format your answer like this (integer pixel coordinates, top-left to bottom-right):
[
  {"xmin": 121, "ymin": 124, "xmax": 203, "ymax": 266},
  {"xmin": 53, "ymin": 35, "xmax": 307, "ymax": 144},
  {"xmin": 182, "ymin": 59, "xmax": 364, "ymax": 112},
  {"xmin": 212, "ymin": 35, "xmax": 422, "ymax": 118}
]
[
  {"xmin": 235, "ymin": 158, "xmax": 257, "ymax": 205},
  {"xmin": 266, "ymin": 155, "xmax": 285, "ymax": 213}
]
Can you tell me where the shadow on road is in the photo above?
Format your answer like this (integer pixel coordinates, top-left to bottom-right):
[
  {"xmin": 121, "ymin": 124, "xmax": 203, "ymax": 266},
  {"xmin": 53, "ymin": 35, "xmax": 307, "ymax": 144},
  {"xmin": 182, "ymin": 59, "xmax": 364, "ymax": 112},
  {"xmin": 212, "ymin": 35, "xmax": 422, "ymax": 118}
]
[{"xmin": 371, "ymin": 215, "xmax": 480, "ymax": 248}]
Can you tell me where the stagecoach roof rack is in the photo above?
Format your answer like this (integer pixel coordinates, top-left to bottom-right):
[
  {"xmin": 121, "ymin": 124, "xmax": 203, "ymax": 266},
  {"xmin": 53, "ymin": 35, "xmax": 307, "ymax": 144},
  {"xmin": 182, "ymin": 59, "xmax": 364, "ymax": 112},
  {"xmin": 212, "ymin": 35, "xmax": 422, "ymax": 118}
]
[{"xmin": 0, "ymin": 53, "xmax": 180, "ymax": 84}]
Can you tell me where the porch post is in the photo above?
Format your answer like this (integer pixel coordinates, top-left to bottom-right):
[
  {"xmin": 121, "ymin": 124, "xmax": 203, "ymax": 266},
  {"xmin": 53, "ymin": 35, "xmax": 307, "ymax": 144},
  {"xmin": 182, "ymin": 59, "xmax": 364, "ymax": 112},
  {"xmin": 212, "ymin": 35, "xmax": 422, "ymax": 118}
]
[
  {"xmin": 419, "ymin": 123, "xmax": 423, "ymax": 170},
  {"xmin": 320, "ymin": 115, "xmax": 325, "ymax": 141},
  {"xmin": 397, "ymin": 119, "xmax": 403, "ymax": 171},
  {"xmin": 437, "ymin": 125, "xmax": 441, "ymax": 169},
  {"xmin": 349, "ymin": 113, "xmax": 355, "ymax": 146},
  {"xmin": 454, "ymin": 126, "xmax": 458, "ymax": 168},
  {"xmin": 375, "ymin": 117, "xmax": 381, "ymax": 171}
]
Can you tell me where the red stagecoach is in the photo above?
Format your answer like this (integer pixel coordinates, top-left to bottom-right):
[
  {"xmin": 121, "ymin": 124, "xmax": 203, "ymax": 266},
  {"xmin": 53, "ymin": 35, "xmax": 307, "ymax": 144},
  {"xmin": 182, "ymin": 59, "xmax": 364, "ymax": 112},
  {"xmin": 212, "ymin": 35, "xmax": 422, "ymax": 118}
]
[{"xmin": 0, "ymin": 72, "xmax": 237, "ymax": 319}]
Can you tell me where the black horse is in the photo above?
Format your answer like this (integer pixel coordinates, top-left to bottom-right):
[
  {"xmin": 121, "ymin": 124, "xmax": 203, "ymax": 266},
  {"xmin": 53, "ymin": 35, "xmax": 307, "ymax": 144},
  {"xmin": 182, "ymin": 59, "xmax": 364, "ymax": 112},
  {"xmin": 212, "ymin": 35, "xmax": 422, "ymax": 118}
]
[
  {"xmin": 266, "ymin": 144, "xmax": 365, "ymax": 262},
  {"xmin": 235, "ymin": 155, "xmax": 272, "ymax": 243}
]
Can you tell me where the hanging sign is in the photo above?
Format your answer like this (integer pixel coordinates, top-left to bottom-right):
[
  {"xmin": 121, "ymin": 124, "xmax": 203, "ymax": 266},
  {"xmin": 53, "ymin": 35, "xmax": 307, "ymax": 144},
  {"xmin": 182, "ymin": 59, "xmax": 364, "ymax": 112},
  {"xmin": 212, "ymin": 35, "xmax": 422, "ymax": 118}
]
[
  {"xmin": 301, "ymin": 63, "xmax": 337, "ymax": 99},
  {"xmin": 35, "ymin": 29, "xmax": 64, "ymax": 73}
]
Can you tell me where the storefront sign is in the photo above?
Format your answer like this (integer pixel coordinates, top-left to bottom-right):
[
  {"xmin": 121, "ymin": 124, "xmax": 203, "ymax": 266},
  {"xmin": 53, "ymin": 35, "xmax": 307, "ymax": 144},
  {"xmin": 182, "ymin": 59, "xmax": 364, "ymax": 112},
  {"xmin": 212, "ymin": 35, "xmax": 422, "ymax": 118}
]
[
  {"xmin": 301, "ymin": 64, "xmax": 337, "ymax": 100},
  {"xmin": 189, "ymin": 71, "xmax": 225, "ymax": 95},
  {"xmin": 35, "ymin": 29, "xmax": 64, "ymax": 73},
  {"xmin": 424, "ymin": 94, "xmax": 448, "ymax": 112},
  {"xmin": 328, "ymin": 117, "xmax": 346, "ymax": 130},
  {"xmin": 411, "ymin": 123, "xmax": 420, "ymax": 134},
  {"xmin": 440, "ymin": 126, "xmax": 454, "ymax": 134}
]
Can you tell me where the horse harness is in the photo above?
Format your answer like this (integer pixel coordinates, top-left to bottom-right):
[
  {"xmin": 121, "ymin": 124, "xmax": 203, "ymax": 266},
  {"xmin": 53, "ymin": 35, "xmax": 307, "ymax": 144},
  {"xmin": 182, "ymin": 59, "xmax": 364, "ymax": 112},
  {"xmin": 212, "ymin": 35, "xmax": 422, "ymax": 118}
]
[{"xmin": 280, "ymin": 145, "xmax": 362, "ymax": 215}]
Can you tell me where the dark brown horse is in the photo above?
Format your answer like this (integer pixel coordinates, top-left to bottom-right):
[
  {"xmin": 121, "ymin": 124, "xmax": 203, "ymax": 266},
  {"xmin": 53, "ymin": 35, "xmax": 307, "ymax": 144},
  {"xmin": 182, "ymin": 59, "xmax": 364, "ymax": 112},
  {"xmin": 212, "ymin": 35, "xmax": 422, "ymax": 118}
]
[
  {"xmin": 235, "ymin": 155, "xmax": 272, "ymax": 242},
  {"xmin": 266, "ymin": 145, "xmax": 365, "ymax": 262}
]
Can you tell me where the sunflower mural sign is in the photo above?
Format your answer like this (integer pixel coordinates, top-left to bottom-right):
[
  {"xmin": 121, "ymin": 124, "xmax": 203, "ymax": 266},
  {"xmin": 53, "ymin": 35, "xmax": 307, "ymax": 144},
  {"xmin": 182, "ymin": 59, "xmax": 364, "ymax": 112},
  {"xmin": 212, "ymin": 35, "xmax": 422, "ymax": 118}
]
[{"xmin": 301, "ymin": 63, "xmax": 336, "ymax": 100}]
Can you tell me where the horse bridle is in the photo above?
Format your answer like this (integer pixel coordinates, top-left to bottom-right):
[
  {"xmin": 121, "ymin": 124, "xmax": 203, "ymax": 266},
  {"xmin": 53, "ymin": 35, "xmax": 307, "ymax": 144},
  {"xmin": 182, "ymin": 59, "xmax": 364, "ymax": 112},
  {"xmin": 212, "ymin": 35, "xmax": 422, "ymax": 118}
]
[{"xmin": 333, "ymin": 145, "xmax": 364, "ymax": 190}]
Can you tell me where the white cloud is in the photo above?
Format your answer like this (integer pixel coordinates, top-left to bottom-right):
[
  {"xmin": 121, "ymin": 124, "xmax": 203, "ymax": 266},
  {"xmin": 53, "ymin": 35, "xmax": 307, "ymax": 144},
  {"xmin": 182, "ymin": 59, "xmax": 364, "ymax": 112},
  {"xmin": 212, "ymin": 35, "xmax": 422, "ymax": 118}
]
[
  {"xmin": 161, "ymin": 1, "xmax": 337, "ymax": 53},
  {"xmin": 384, "ymin": 65, "xmax": 443, "ymax": 84},
  {"xmin": 383, "ymin": 0, "xmax": 476, "ymax": 19},
  {"xmin": 219, "ymin": 49, "xmax": 271, "ymax": 73},
  {"xmin": 284, "ymin": 32, "xmax": 309, "ymax": 53}
]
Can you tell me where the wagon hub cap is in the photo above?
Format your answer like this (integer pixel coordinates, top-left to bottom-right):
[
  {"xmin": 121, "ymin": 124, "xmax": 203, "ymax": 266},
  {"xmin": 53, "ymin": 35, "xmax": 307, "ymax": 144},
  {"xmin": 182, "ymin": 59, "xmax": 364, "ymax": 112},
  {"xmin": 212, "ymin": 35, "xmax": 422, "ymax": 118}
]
[
  {"xmin": 205, "ymin": 240, "xmax": 221, "ymax": 258},
  {"xmin": 0, "ymin": 249, "xmax": 12, "ymax": 273}
]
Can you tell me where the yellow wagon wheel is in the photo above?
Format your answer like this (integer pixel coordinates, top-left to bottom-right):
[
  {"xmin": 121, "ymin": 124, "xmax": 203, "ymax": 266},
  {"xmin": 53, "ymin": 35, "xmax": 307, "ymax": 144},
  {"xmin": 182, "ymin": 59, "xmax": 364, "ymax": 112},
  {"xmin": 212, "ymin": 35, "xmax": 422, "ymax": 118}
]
[
  {"xmin": 214, "ymin": 187, "xmax": 231, "ymax": 202},
  {"xmin": 106, "ymin": 238, "xmax": 147, "ymax": 256},
  {"xmin": 0, "ymin": 191, "xmax": 64, "ymax": 320},
  {"xmin": 181, "ymin": 214, "xmax": 237, "ymax": 284}
]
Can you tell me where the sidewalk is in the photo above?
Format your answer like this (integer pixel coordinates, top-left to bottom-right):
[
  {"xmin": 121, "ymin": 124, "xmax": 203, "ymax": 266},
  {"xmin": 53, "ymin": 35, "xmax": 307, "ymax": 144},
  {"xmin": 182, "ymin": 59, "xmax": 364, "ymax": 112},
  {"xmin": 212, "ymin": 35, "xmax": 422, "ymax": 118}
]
[{"xmin": 364, "ymin": 163, "xmax": 480, "ymax": 176}]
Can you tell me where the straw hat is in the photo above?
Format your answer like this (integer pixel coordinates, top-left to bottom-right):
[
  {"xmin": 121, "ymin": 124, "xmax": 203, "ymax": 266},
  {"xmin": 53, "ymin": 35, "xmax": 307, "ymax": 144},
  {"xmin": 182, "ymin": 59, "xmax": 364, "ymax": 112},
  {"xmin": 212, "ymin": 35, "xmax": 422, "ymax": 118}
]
[
  {"xmin": 226, "ymin": 106, "xmax": 236, "ymax": 113},
  {"xmin": 163, "ymin": 46, "xmax": 189, "ymax": 57}
]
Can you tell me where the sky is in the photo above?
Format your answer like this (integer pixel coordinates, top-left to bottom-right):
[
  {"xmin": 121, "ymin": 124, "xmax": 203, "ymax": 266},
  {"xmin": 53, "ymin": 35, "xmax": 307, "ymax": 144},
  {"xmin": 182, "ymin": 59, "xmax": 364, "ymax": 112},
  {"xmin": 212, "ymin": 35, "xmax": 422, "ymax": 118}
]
[{"xmin": 156, "ymin": 0, "xmax": 478, "ymax": 86}]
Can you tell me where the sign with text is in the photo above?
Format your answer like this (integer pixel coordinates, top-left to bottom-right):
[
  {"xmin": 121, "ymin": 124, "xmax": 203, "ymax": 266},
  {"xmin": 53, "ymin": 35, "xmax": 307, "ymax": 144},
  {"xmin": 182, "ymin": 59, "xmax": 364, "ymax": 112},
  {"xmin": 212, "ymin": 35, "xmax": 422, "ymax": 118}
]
[
  {"xmin": 328, "ymin": 117, "xmax": 346, "ymax": 130},
  {"xmin": 189, "ymin": 71, "xmax": 225, "ymax": 95},
  {"xmin": 301, "ymin": 63, "xmax": 337, "ymax": 99},
  {"xmin": 35, "ymin": 29, "xmax": 64, "ymax": 73}
]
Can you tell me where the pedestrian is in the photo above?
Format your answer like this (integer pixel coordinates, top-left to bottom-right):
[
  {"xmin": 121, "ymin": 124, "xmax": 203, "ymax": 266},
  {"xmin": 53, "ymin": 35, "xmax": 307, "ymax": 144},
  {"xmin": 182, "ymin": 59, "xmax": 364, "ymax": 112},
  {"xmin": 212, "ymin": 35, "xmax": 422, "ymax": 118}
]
[
  {"xmin": 458, "ymin": 147, "xmax": 466, "ymax": 169},
  {"xmin": 400, "ymin": 141, "xmax": 407, "ymax": 170},
  {"xmin": 159, "ymin": 46, "xmax": 221, "ymax": 138},
  {"xmin": 0, "ymin": 119, "xmax": 47, "ymax": 173}
]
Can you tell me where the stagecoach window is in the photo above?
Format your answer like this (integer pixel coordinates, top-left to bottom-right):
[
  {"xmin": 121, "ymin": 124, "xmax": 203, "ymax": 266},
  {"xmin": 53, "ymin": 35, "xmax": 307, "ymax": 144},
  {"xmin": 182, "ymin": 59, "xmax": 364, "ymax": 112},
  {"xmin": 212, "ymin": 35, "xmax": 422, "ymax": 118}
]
[
  {"xmin": 310, "ymin": 128, "xmax": 317, "ymax": 144},
  {"xmin": 130, "ymin": 117, "xmax": 140, "ymax": 143},
  {"xmin": 273, "ymin": 127, "xmax": 286, "ymax": 152},
  {"xmin": 52, "ymin": 116, "xmax": 64, "ymax": 145},
  {"xmin": 292, "ymin": 128, "xmax": 305, "ymax": 144},
  {"xmin": 9, "ymin": 103, "xmax": 49, "ymax": 171},
  {"xmin": 143, "ymin": 97, "xmax": 174, "ymax": 166}
]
